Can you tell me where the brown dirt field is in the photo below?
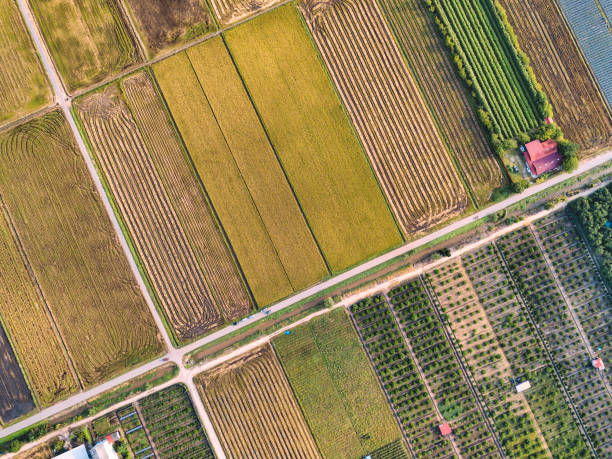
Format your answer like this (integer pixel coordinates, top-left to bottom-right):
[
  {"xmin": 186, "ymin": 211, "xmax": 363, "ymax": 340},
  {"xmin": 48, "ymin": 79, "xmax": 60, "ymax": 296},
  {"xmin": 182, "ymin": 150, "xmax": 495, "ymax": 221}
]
[
  {"xmin": 210, "ymin": 0, "xmax": 283, "ymax": 25},
  {"xmin": 196, "ymin": 345, "xmax": 320, "ymax": 457},
  {"xmin": 123, "ymin": 0, "xmax": 216, "ymax": 55}
]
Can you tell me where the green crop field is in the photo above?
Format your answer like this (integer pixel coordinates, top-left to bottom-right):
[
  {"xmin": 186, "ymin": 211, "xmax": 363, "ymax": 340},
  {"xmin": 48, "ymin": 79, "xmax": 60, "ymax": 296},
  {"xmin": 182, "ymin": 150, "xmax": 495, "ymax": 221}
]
[
  {"xmin": 274, "ymin": 309, "xmax": 402, "ymax": 458},
  {"xmin": 0, "ymin": 0, "xmax": 50, "ymax": 124},
  {"xmin": 154, "ymin": 36, "xmax": 329, "ymax": 307},
  {"xmin": 224, "ymin": 5, "xmax": 402, "ymax": 271},
  {"xmin": 30, "ymin": 0, "xmax": 140, "ymax": 91}
]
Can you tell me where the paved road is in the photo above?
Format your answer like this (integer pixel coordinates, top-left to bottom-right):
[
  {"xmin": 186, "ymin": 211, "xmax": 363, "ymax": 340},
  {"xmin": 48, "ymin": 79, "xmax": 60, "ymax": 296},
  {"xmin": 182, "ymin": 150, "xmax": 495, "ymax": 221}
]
[{"xmin": 6, "ymin": 0, "xmax": 612, "ymax": 449}]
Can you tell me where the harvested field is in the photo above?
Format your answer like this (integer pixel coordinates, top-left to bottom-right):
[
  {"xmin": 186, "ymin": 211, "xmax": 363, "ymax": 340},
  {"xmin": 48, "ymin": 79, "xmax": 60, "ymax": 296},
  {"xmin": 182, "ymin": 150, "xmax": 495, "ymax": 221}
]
[
  {"xmin": 0, "ymin": 0, "xmax": 50, "ymax": 124},
  {"xmin": 30, "ymin": 0, "xmax": 140, "ymax": 91},
  {"xmin": 122, "ymin": 0, "xmax": 216, "ymax": 55},
  {"xmin": 225, "ymin": 5, "xmax": 402, "ymax": 270},
  {"xmin": 0, "ymin": 206, "xmax": 78, "ymax": 406},
  {"xmin": 155, "ymin": 37, "xmax": 328, "ymax": 306},
  {"xmin": 273, "ymin": 309, "xmax": 401, "ymax": 458},
  {"xmin": 378, "ymin": 0, "xmax": 506, "ymax": 203},
  {"xmin": 209, "ymin": 0, "xmax": 282, "ymax": 25},
  {"xmin": 499, "ymin": 0, "xmax": 612, "ymax": 156},
  {"xmin": 196, "ymin": 345, "xmax": 320, "ymax": 458},
  {"xmin": 300, "ymin": 0, "xmax": 469, "ymax": 234},
  {"xmin": 0, "ymin": 324, "xmax": 34, "ymax": 425},
  {"xmin": 0, "ymin": 111, "xmax": 163, "ymax": 386},
  {"xmin": 76, "ymin": 71, "xmax": 252, "ymax": 341}
]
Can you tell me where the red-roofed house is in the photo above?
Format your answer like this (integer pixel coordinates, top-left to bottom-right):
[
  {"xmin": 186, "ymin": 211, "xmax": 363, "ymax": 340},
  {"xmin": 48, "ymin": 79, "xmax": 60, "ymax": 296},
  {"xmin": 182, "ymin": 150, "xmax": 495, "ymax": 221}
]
[
  {"xmin": 439, "ymin": 423, "xmax": 452, "ymax": 436},
  {"xmin": 523, "ymin": 139, "xmax": 561, "ymax": 176},
  {"xmin": 592, "ymin": 358, "xmax": 605, "ymax": 370}
]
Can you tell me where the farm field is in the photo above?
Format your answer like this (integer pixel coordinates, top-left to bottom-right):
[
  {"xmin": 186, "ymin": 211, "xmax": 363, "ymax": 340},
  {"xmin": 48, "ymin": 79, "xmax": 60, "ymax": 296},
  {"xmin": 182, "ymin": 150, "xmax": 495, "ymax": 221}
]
[
  {"xmin": 273, "ymin": 308, "xmax": 402, "ymax": 458},
  {"xmin": 379, "ymin": 0, "xmax": 505, "ymax": 203},
  {"xmin": 76, "ymin": 71, "xmax": 252, "ymax": 342},
  {"xmin": 0, "ymin": 207, "xmax": 78, "ymax": 408},
  {"xmin": 30, "ymin": 0, "xmax": 140, "ymax": 91},
  {"xmin": 122, "ymin": 0, "xmax": 216, "ymax": 56},
  {"xmin": 428, "ymin": 0, "xmax": 543, "ymax": 138},
  {"xmin": 0, "ymin": 111, "xmax": 163, "ymax": 387},
  {"xmin": 196, "ymin": 345, "xmax": 319, "ymax": 457},
  {"xmin": 0, "ymin": 324, "xmax": 34, "ymax": 425},
  {"xmin": 556, "ymin": 0, "xmax": 612, "ymax": 106},
  {"xmin": 209, "ymin": 0, "xmax": 282, "ymax": 25},
  {"xmin": 300, "ymin": 0, "xmax": 468, "ymax": 233},
  {"xmin": 154, "ymin": 36, "xmax": 328, "ymax": 306},
  {"xmin": 460, "ymin": 245, "xmax": 589, "ymax": 457},
  {"xmin": 224, "ymin": 5, "xmax": 402, "ymax": 271},
  {"xmin": 497, "ymin": 222, "xmax": 612, "ymax": 456},
  {"xmin": 499, "ymin": 0, "xmax": 612, "ymax": 156},
  {"xmin": 0, "ymin": 0, "xmax": 50, "ymax": 124}
]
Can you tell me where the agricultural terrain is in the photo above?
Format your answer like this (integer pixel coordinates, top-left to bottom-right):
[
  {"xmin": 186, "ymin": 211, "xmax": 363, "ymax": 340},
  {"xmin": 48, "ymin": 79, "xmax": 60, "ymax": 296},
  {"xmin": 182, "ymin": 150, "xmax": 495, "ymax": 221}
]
[
  {"xmin": 154, "ymin": 36, "xmax": 328, "ymax": 307},
  {"xmin": 122, "ymin": 0, "xmax": 216, "ymax": 56},
  {"xmin": 209, "ymin": 0, "xmax": 282, "ymax": 25},
  {"xmin": 30, "ymin": 0, "xmax": 140, "ymax": 91},
  {"xmin": 0, "ymin": 0, "xmax": 50, "ymax": 124},
  {"xmin": 379, "ymin": 0, "xmax": 505, "ymax": 203},
  {"xmin": 0, "ymin": 111, "xmax": 163, "ymax": 387},
  {"xmin": 300, "ymin": 0, "xmax": 469, "ymax": 233},
  {"xmin": 498, "ymin": 216, "xmax": 611, "ymax": 456},
  {"xmin": 0, "ymin": 324, "xmax": 34, "ymax": 425},
  {"xmin": 556, "ymin": 0, "xmax": 612, "ymax": 107},
  {"xmin": 427, "ymin": 0, "xmax": 544, "ymax": 139},
  {"xmin": 499, "ymin": 0, "xmax": 612, "ymax": 156},
  {"xmin": 225, "ymin": 5, "xmax": 402, "ymax": 270},
  {"xmin": 196, "ymin": 345, "xmax": 319, "ymax": 457},
  {"xmin": 273, "ymin": 309, "xmax": 402, "ymax": 458},
  {"xmin": 76, "ymin": 71, "xmax": 253, "ymax": 342}
]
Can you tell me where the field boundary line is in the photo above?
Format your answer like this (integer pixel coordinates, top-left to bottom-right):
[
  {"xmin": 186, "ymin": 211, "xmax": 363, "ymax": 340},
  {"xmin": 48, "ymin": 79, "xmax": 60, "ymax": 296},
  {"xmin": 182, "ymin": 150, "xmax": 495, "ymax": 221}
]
[{"xmin": 0, "ymin": 104, "xmax": 58, "ymax": 135}]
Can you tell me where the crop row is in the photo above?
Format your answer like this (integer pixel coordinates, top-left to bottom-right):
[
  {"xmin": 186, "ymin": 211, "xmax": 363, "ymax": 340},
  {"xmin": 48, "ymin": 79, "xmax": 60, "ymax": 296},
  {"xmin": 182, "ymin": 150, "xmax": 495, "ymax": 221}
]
[{"xmin": 301, "ymin": 0, "xmax": 468, "ymax": 234}]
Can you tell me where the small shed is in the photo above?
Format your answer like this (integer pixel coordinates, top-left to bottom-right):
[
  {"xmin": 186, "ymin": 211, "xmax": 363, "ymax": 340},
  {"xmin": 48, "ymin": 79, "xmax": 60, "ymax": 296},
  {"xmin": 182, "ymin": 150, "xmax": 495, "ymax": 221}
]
[
  {"xmin": 439, "ymin": 423, "xmax": 452, "ymax": 436},
  {"xmin": 592, "ymin": 358, "xmax": 605, "ymax": 370},
  {"xmin": 523, "ymin": 139, "xmax": 561, "ymax": 176},
  {"xmin": 515, "ymin": 381, "xmax": 532, "ymax": 393}
]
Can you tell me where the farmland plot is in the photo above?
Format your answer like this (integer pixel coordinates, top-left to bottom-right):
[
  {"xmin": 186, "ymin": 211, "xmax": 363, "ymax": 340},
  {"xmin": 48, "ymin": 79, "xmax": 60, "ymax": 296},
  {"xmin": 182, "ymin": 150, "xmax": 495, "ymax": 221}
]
[
  {"xmin": 498, "ymin": 226, "xmax": 612, "ymax": 456},
  {"xmin": 224, "ymin": 5, "xmax": 402, "ymax": 271},
  {"xmin": 461, "ymin": 245, "xmax": 589, "ymax": 457},
  {"xmin": 499, "ymin": 0, "xmax": 612, "ymax": 155},
  {"xmin": 76, "ymin": 71, "xmax": 252, "ymax": 342},
  {"xmin": 0, "ymin": 207, "xmax": 78, "ymax": 407},
  {"xmin": 209, "ymin": 0, "xmax": 283, "ymax": 25},
  {"xmin": 138, "ymin": 385, "xmax": 214, "ymax": 458},
  {"xmin": 122, "ymin": 0, "xmax": 216, "ymax": 56},
  {"xmin": 429, "ymin": 258, "xmax": 551, "ymax": 457},
  {"xmin": 387, "ymin": 280, "xmax": 498, "ymax": 457},
  {"xmin": 377, "ymin": 0, "xmax": 505, "ymax": 203},
  {"xmin": 155, "ymin": 37, "xmax": 328, "ymax": 306},
  {"xmin": 273, "ymin": 309, "xmax": 401, "ymax": 458},
  {"xmin": 196, "ymin": 345, "xmax": 320, "ymax": 458},
  {"xmin": 0, "ymin": 324, "xmax": 34, "ymax": 425},
  {"xmin": 0, "ymin": 111, "xmax": 163, "ymax": 386},
  {"xmin": 30, "ymin": 0, "xmax": 140, "ymax": 91},
  {"xmin": 429, "ymin": 0, "xmax": 542, "ymax": 138},
  {"xmin": 0, "ymin": 0, "xmax": 50, "ymax": 124},
  {"xmin": 557, "ymin": 0, "xmax": 612, "ymax": 106},
  {"xmin": 300, "ymin": 0, "xmax": 469, "ymax": 234}
]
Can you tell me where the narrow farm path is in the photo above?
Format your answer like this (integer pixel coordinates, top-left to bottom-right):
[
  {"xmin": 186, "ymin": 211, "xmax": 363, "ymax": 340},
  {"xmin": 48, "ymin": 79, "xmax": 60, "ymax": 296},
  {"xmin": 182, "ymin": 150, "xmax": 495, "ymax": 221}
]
[{"xmin": 382, "ymin": 292, "xmax": 463, "ymax": 459}]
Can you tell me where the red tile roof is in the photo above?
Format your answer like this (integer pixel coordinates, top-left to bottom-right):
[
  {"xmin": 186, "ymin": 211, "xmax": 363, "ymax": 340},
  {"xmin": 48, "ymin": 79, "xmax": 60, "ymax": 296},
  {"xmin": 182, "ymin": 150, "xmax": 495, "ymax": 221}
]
[
  {"xmin": 593, "ymin": 358, "xmax": 605, "ymax": 370},
  {"xmin": 439, "ymin": 423, "xmax": 452, "ymax": 436},
  {"xmin": 524, "ymin": 139, "xmax": 561, "ymax": 175}
]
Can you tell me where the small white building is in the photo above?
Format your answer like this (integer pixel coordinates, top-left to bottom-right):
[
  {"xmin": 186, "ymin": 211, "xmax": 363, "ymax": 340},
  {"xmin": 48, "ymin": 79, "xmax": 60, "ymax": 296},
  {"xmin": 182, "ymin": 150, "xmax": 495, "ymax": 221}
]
[
  {"xmin": 90, "ymin": 440, "xmax": 119, "ymax": 459},
  {"xmin": 54, "ymin": 445, "xmax": 89, "ymax": 459},
  {"xmin": 515, "ymin": 381, "xmax": 531, "ymax": 393}
]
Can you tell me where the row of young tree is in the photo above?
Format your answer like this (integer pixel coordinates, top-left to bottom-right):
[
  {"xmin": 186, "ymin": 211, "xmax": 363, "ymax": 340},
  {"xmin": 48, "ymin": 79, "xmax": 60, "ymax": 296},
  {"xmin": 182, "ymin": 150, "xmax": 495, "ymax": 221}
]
[{"xmin": 568, "ymin": 183, "xmax": 612, "ymax": 287}]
